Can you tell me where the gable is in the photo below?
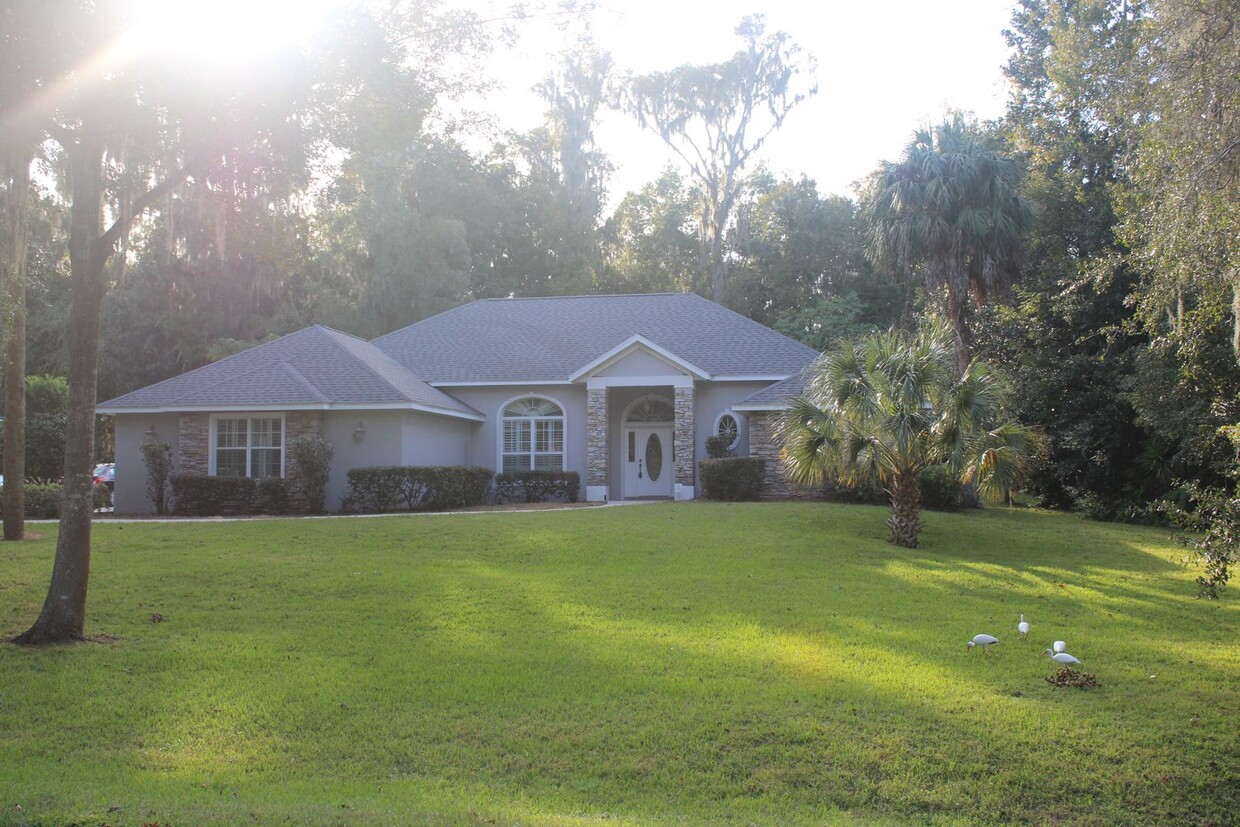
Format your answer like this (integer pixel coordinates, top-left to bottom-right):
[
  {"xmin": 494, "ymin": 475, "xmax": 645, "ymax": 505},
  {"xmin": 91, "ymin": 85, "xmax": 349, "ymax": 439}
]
[{"xmin": 593, "ymin": 348, "xmax": 691, "ymax": 379}]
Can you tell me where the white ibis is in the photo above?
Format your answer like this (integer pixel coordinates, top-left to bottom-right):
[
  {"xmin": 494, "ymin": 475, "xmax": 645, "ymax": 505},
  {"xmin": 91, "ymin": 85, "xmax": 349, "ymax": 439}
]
[
  {"xmin": 1053, "ymin": 640, "xmax": 1068, "ymax": 653},
  {"xmin": 1018, "ymin": 614, "xmax": 1030, "ymax": 638},
  {"xmin": 967, "ymin": 634, "xmax": 1000, "ymax": 653},
  {"xmin": 1045, "ymin": 649, "xmax": 1081, "ymax": 665}
]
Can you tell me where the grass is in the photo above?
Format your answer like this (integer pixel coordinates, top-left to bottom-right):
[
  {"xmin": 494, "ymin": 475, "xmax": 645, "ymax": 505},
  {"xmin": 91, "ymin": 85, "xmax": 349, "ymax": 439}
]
[{"xmin": 1, "ymin": 502, "xmax": 1237, "ymax": 826}]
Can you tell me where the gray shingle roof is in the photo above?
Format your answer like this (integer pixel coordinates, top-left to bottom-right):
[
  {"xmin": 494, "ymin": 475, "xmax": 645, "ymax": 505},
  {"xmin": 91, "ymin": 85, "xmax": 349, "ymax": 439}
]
[
  {"xmin": 734, "ymin": 372, "xmax": 812, "ymax": 410},
  {"xmin": 373, "ymin": 293, "xmax": 819, "ymax": 382},
  {"xmin": 98, "ymin": 326, "xmax": 481, "ymax": 418}
]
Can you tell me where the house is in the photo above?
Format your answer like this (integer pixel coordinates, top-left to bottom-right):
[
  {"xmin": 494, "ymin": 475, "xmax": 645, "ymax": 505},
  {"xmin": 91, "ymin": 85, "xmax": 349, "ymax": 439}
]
[{"xmin": 98, "ymin": 293, "xmax": 818, "ymax": 512}]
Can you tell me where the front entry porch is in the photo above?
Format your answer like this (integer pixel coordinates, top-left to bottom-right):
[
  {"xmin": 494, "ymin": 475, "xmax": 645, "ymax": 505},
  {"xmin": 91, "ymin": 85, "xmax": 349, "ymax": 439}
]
[{"xmin": 586, "ymin": 383, "xmax": 696, "ymax": 502}]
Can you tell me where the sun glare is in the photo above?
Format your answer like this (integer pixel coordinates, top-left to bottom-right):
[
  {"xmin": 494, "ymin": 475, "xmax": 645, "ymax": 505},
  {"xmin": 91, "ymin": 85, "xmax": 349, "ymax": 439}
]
[{"xmin": 127, "ymin": 0, "xmax": 341, "ymax": 61}]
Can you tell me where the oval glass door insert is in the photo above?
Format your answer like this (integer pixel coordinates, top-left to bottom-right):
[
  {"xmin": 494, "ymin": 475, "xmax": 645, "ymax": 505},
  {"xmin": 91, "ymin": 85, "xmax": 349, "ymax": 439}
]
[{"xmin": 645, "ymin": 433, "xmax": 663, "ymax": 482}]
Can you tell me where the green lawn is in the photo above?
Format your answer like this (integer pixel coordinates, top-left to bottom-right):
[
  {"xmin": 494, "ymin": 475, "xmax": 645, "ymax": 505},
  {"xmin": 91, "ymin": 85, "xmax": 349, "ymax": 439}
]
[{"xmin": 1, "ymin": 503, "xmax": 1237, "ymax": 826}]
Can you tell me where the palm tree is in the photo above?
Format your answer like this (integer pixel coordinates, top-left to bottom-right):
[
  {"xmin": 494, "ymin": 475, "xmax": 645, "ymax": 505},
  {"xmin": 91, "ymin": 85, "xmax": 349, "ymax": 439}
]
[
  {"xmin": 776, "ymin": 326, "xmax": 1040, "ymax": 548},
  {"xmin": 862, "ymin": 116, "xmax": 1030, "ymax": 370}
]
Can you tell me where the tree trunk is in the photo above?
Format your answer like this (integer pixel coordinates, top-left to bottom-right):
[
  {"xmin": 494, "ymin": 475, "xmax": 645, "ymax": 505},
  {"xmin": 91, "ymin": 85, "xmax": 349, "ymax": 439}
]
[
  {"xmin": 946, "ymin": 285, "xmax": 973, "ymax": 373},
  {"xmin": 887, "ymin": 470, "xmax": 923, "ymax": 548},
  {"xmin": 1, "ymin": 148, "xmax": 30, "ymax": 541},
  {"xmin": 15, "ymin": 135, "xmax": 105, "ymax": 645}
]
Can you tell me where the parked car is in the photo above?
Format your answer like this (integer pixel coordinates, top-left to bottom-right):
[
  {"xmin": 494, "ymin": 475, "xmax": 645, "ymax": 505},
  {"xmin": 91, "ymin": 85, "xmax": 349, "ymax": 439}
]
[{"xmin": 93, "ymin": 463, "xmax": 115, "ymax": 492}]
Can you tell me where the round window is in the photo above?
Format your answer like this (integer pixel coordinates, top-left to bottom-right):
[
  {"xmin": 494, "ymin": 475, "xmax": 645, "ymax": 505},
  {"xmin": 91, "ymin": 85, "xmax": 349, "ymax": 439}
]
[{"xmin": 715, "ymin": 413, "xmax": 741, "ymax": 450}]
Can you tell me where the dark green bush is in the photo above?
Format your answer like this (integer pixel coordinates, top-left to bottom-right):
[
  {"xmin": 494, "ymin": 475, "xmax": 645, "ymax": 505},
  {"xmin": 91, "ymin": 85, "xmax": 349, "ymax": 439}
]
[
  {"xmin": 699, "ymin": 457, "xmax": 766, "ymax": 501},
  {"xmin": 140, "ymin": 440, "xmax": 173, "ymax": 515},
  {"xmin": 705, "ymin": 435, "xmax": 734, "ymax": 459},
  {"xmin": 289, "ymin": 434, "xmax": 334, "ymax": 514},
  {"xmin": 918, "ymin": 465, "xmax": 964, "ymax": 512},
  {"xmin": 171, "ymin": 475, "xmax": 296, "ymax": 516},
  {"xmin": 494, "ymin": 471, "xmax": 580, "ymax": 504},
  {"xmin": 342, "ymin": 466, "xmax": 493, "ymax": 513},
  {"xmin": 5, "ymin": 482, "xmax": 110, "ymax": 519},
  {"xmin": 822, "ymin": 479, "xmax": 888, "ymax": 505}
]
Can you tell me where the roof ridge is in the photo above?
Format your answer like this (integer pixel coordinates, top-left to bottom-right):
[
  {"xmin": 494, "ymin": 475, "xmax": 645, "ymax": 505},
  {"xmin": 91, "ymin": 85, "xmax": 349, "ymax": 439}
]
[
  {"xmin": 163, "ymin": 355, "xmax": 301, "ymax": 404},
  {"xmin": 322, "ymin": 332, "xmax": 425, "ymax": 403},
  {"xmin": 279, "ymin": 360, "xmax": 330, "ymax": 403}
]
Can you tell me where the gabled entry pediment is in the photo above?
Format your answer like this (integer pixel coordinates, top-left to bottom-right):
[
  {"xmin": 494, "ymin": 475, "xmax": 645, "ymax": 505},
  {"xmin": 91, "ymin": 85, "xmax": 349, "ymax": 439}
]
[{"xmin": 569, "ymin": 334, "xmax": 710, "ymax": 383}]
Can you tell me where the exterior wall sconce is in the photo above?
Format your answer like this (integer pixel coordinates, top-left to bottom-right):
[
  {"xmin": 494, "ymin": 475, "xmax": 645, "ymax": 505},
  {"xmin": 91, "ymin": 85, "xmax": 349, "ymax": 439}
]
[
  {"xmin": 144, "ymin": 425, "xmax": 158, "ymax": 441},
  {"xmin": 353, "ymin": 421, "xmax": 366, "ymax": 444}
]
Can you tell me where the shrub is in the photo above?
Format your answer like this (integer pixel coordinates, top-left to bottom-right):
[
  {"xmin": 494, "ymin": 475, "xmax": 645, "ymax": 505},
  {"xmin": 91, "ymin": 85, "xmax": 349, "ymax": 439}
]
[
  {"xmin": 699, "ymin": 457, "xmax": 766, "ymax": 501},
  {"xmin": 494, "ymin": 471, "xmax": 580, "ymax": 504},
  {"xmin": 342, "ymin": 466, "xmax": 493, "ymax": 513},
  {"xmin": 289, "ymin": 434, "xmax": 334, "ymax": 514},
  {"xmin": 4, "ymin": 482, "xmax": 109, "ymax": 519},
  {"xmin": 918, "ymin": 464, "xmax": 964, "ymax": 512},
  {"xmin": 171, "ymin": 475, "xmax": 296, "ymax": 517},
  {"xmin": 822, "ymin": 479, "xmax": 888, "ymax": 505},
  {"xmin": 140, "ymin": 440, "xmax": 173, "ymax": 515},
  {"xmin": 705, "ymin": 435, "xmax": 734, "ymax": 459}
]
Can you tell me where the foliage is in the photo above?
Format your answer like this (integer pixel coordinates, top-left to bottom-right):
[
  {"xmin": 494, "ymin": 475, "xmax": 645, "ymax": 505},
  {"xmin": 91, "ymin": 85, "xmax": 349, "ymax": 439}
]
[
  {"xmin": 1159, "ymin": 480, "xmax": 1239, "ymax": 599},
  {"xmin": 917, "ymin": 464, "xmax": 965, "ymax": 512},
  {"xmin": 6, "ymin": 482, "xmax": 108, "ymax": 519},
  {"xmin": 170, "ymin": 475, "xmax": 295, "ymax": 517},
  {"xmin": 139, "ymin": 440, "xmax": 173, "ymax": 515},
  {"xmin": 0, "ymin": 505, "xmax": 1235, "ymax": 825},
  {"xmin": 597, "ymin": 167, "xmax": 700, "ymax": 294},
  {"xmin": 342, "ymin": 466, "xmax": 493, "ymax": 513},
  {"xmin": 616, "ymin": 16, "xmax": 816, "ymax": 301},
  {"xmin": 777, "ymin": 326, "xmax": 1039, "ymax": 547},
  {"xmin": 1045, "ymin": 666, "xmax": 1101, "ymax": 688},
  {"xmin": 0, "ymin": 375, "xmax": 69, "ymax": 482},
  {"xmin": 861, "ymin": 115, "xmax": 1031, "ymax": 368},
  {"xmin": 289, "ymin": 435, "xmax": 334, "ymax": 514},
  {"xmin": 698, "ymin": 457, "xmax": 766, "ymax": 501},
  {"xmin": 494, "ymin": 470, "xmax": 580, "ymax": 504},
  {"xmin": 704, "ymin": 435, "xmax": 734, "ymax": 460}
]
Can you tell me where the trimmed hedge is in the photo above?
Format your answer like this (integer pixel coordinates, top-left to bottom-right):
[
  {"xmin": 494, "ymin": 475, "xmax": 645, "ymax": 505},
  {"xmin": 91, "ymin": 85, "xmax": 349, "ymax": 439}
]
[
  {"xmin": 495, "ymin": 471, "xmax": 580, "ymax": 504},
  {"xmin": 705, "ymin": 435, "xmax": 734, "ymax": 459},
  {"xmin": 342, "ymin": 466, "xmax": 493, "ymax": 513},
  {"xmin": 699, "ymin": 457, "xmax": 767, "ymax": 501},
  {"xmin": 0, "ymin": 482, "xmax": 111, "ymax": 519},
  {"xmin": 171, "ymin": 475, "xmax": 296, "ymax": 517}
]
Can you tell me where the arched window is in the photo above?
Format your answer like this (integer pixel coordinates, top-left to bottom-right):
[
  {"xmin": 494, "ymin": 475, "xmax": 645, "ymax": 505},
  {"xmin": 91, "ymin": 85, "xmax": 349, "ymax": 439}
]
[
  {"xmin": 502, "ymin": 397, "xmax": 565, "ymax": 473},
  {"xmin": 714, "ymin": 412, "xmax": 742, "ymax": 451},
  {"xmin": 625, "ymin": 397, "xmax": 673, "ymax": 423}
]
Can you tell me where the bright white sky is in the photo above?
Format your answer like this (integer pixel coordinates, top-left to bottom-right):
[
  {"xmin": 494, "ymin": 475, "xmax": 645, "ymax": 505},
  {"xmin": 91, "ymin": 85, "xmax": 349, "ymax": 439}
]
[{"xmin": 458, "ymin": 0, "xmax": 1018, "ymax": 205}]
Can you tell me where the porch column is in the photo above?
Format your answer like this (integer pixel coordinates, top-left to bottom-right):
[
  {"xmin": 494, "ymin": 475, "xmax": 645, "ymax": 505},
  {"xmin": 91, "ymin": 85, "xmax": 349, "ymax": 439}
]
[
  {"xmin": 586, "ymin": 387, "xmax": 609, "ymax": 501},
  {"xmin": 673, "ymin": 385, "xmax": 696, "ymax": 499}
]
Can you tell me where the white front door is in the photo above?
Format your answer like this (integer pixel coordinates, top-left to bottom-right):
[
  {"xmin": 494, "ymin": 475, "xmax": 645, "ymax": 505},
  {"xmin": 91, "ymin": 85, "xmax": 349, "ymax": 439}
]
[{"xmin": 624, "ymin": 426, "xmax": 674, "ymax": 498}]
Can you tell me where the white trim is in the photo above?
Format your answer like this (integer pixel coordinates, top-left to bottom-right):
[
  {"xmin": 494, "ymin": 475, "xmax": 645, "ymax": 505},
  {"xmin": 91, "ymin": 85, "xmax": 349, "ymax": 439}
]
[
  {"xmin": 586, "ymin": 375, "xmax": 694, "ymax": 391},
  {"xmin": 431, "ymin": 380, "xmax": 574, "ymax": 387},
  {"xmin": 731, "ymin": 403, "xmax": 791, "ymax": 412},
  {"xmin": 569, "ymin": 335, "xmax": 710, "ymax": 382},
  {"xmin": 496, "ymin": 393, "xmax": 568, "ymax": 475},
  {"xmin": 99, "ymin": 402, "xmax": 485, "ymax": 422},
  {"xmin": 209, "ymin": 413, "xmax": 287, "ymax": 478},
  {"xmin": 712, "ymin": 374, "xmax": 795, "ymax": 382}
]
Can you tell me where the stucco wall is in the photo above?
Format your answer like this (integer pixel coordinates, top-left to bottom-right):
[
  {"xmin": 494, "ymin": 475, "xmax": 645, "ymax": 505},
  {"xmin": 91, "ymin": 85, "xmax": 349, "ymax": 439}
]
[
  {"xmin": 594, "ymin": 350, "xmax": 688, "ymax": 378},
  {"xmin": 446, "ymin": 385, "xmax": 588, "ymax": 497},
  {"xmin": 113, "ymin": 413, "xmax": 182, "ymax": 514}
]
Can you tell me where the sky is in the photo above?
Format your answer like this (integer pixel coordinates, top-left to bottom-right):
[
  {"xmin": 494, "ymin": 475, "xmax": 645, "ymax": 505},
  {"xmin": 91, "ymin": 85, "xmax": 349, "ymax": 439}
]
[{"xmin": 460, "ymin": 0, "xmax": 1019, "ymax": 205}]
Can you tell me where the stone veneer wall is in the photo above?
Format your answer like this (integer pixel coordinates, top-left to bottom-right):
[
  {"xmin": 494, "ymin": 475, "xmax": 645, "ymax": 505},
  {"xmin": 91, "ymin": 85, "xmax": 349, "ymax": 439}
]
[
  {"xmin": 748, "ymin": 411, "xmax": 822, "ymax": 500},
  {"xmin": 177, "ymin": 411, "xmax": 326, "ymax": 508},
  {"xmin": 587, "ymin": 389, "xmax": 608, "ymax": 488},
  {"xmin": 673, "ymin": 386, "xmax": 695, "ymax": 488},
  {"xmin": 178, "ymin": 413, "xmax": 210, "ymax": 475}
]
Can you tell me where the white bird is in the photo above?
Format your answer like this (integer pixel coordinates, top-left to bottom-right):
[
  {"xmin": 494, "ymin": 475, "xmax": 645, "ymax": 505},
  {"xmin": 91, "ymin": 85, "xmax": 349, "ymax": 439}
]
[
  {"xmin": 967, "ymin": 634, "xmax": 1000, "ymax": 653},
  {"xmin": 1018, "ymin": 614, "xmax": 1030, "ymax": 638},
  {"xmin": 1045, "ymin": 649, "xmax": 1081, "ymax": 665},
  {"xmin": 1053, "ymin": 640, "xmax": 1068, "ymax": 653}
]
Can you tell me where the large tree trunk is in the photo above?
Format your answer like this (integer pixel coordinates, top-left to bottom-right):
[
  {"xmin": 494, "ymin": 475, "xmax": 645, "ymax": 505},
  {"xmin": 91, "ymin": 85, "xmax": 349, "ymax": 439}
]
[
  {"xmin": 887, "ymin": 470, "xmax": 923, "ymax": 548},
  {"xmin": 15, "ymin": 136, "xmax": 105, "ymax": 645},
  {"xmin": 946, "ymin": 285, "xmax": 973, "ymax": 373},
  {"xmin": 1, "ymin": 148, "xmax": 30, "ymax": 541}
]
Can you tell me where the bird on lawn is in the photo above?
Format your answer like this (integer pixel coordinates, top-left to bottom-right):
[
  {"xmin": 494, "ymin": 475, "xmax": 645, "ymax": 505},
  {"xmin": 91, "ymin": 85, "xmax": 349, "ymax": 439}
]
[
  {"xmin": 967, "ymin": 634, "xmax": 1000, "ymax": 653},
  {"xmin": 1045, "ymin": 649, "xmax": 1081, "ymax": 665},
  {"xmin": 1018, "ymin": 614, "xmax": 1030, "ymax": 638},
  {"xmin": 1053, "ymin": 640, "xmax": 1068, "ymax": 653}
]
